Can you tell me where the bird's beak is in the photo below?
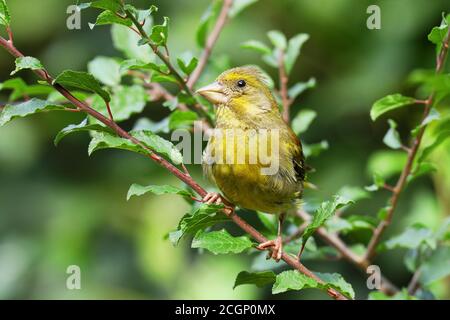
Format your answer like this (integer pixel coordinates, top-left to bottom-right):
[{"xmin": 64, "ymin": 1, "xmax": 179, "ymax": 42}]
[{"xmin": 195, "ymin": 82, "xmax": 227, "ymax": 105}]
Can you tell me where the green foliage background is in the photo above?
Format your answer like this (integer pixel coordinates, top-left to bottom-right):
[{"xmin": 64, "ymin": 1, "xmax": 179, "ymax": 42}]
[{"xmin": 0, "ymin": 0, "xmax": 449, "ymax": 299}]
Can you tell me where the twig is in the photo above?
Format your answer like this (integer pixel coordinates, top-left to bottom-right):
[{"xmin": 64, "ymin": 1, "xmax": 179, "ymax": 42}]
[
  {"xmin": 278, "ymin": 51, "xmax": 292, "ymax": 123},
  {"xmin": 364, "ymin": 27, "xmax": 450, "ymax": 262},
  {"xmin": 187, "ymin": 0, "xmax": 233, "ymax": 89},
  {"xmin": 407, "ymin": 268, "xmax": 422, "ymax": 295},
  {"xmin": 0, "ymin": 35, "xmax": 348, "ymax": 301}
]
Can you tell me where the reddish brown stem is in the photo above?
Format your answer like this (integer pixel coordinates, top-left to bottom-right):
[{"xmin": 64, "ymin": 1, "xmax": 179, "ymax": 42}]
[
  {"xmin": 278, "ymin": 51, "xmax": 291, "ymax": 123},
  {"xmin": 364, "ymin": 27, "xmax": 450, "ymax": 261}
]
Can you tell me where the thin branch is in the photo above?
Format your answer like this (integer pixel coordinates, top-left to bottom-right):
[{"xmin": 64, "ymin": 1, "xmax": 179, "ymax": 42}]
[
  {"xmin": 187, "ymin": 0, "xmax": 233, "ymax": 89},
  {"xmin": 278, "ymin": 50, "xmax": 292, "ymax": 123},
  {"xmin": 407, "ymin": 268, "xmax": 422, "ymax": 295},
  {"xmin": 296, "ymin": 210, "xmax": 398, "ymax": 295},
  {"xmin": 364, "ymin": 28, "xmax": 450, "ymax": 262},
  {"xmin": 0, "ymin": 35, "xmax": 348, "ymax": 301}
]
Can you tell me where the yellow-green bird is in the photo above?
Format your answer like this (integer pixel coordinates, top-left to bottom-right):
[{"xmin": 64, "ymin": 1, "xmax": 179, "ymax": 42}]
[{"xmin": 196, "ymin": 66, "xmax": 305, "ymax": 261}]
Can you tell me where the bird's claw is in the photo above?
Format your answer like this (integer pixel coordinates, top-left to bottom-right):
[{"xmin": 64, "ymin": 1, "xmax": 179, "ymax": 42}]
[
  {"xmin": 202, "ymin": 192, "xmax": 223, "ymax": 205},
  {"xmin": 257, "ymin": 236, "xmax": 283, "ymax": 262}
]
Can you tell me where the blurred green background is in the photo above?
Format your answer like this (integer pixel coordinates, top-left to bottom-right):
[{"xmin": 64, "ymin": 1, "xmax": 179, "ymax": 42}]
[{"xmin": 0, "ymin": 0, "xmax": 449, "ymax": 299}]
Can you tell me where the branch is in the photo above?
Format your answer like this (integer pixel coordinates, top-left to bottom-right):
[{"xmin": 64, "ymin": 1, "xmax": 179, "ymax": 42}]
[
  {"xmin": 364, "ymin": 27, "xmax": 450, "ymax": 262},
  {"xmin": 0, "ymin": 35, "xmax": 348, "ymax": 301},
  {"xmin": 278, "ymin": 51, "xmax": 292, "ymax": 123},
  {"xmin": 295, "ymin": 210, "xmax": 398, "ymax": 295},
  {"xmin": 187, "ymin": 0, "xmax": 233, "ymax": 89}
]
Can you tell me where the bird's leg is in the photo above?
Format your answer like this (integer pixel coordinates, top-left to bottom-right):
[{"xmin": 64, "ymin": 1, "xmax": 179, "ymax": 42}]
[
  {"xmin": 257, "ymin": 213, "xmax": 285, "ymax": 262},
  {"xmin": 202, "ymin": 192, "xmax": 223, "ymax": 205}
]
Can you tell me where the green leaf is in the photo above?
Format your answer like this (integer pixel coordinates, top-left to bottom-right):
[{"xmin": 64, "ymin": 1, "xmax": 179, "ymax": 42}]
[
  {"xmin": 233, "ymin": 271, "xmax": 276, "ymax": 289},
  {"xmin": 196, "ymin": 1, "xmax": 222, "ymax": 48},
  {"xmin": 288, "ymin": 78, "xmax": 316, "ymax": 101},
  {"xmin": 170, "ymin": 204, "xmax": 228, "ymax": 245},
  {"xmin": 291, "ymin": 109, "xmax": 317, "ymax": 135},
  {"xmin": 411, "ymin": 108, "xmax": 440, "ymax": 137},
  {"xmin": 240, "ymin": 40, "xmax": 272, "ymax": 55},
  {"xmin": 10, "ymin": 56, "xmax": 44, "ymax": 75},
  {"xmin": 383, "ymin": 119, "xmax": 402, "ymax": 149},
  {"xmin": 365, "ymin": 172, "xmax": 386, "ymax": 192},
  {"xmin": 0, "ymin": 78, "xmax": 54, "ymax": 101},
  {"xmin": 89, "ymin": 10, "xmax": 132, "ymax": 29},
  {"xmin": 85, "ymin": 0, "xmax": 123, "ymax": 12},
  {"xmin": 177, "ymin": 57, "xmax": 198, "ymax": 76},
  {"xmin": 112, "ymin": 24, "xmax": 154, "ymax": 62},
  {"xmin": 91, "ymin": 85, "xmax": 147, "ymax": 122},
  {"xmin": 428, "ymin": 14, "xmax": 450, "ymax": 54},
  {"xmin": 127, "ymin": 184, "xmax": 193, "ymax": 201},
  {"xmin": 303, "ymin": 140, "xmax": 328, "ymax": 158},
  {"xmin": 369, "ymin": 288, "xmax": 416, "ymax": 300},
  {"xmin": 380, "ymin": 225, "xmax": 436, "ymax": 251},
  {"xmin": 88, "ymin": 129, "xmax": 183, "ymax": 164},
  {"xmin": 267, "ymin": 30, "xmax": 287, "ymax": 50},
  {"xmin": 149, "ymin": 16, "xmax": 169, "ymax": 46},
  {"xmin": 54, "ymin": 118, "xmax": 111, "ymax": 146},
  {"xmin": 88, "ymin": 56, "xmax": 121, "ymax": 86},
  {"xmin": 370, "ymin": 94, "xmax": 416, "ymax": 121},
  {"xmin": 315, "ymin": 272, "xmax": 355, "ymax": 299},
  {"xmin": 301, "ymin": 196, "xmax": 353, "ymax": 253},
  {"xmin": 151, "ymin": 73, "xmax": 178, "ymax": 84},
  {"xmin": 285, "ymin": 33, "xmax": 309, "ymax": 74},
  {"xmin": 417, "ymin": 129, "xmax": 450, "ymax": 164},
  {"xmin": 192, "ymin": 229, "xmax": 253, "ymax": 254},
  {"xmin": 420, "ymin": 246, "xmax": 450, "ymax": 285},
  {"xmin": 0, "ymin": 0, "xmax": 10, "ymax": 26},
  {"xmin": 272, "ymin": 270, "xmax": 319, "ymax": 294},
  {"xmin": 408, "ymin": 162, "xmax": 437, "ymax": 183},
  {"xmin": 0, "ymin": 98, "xmax": 65, "ymax": 126},
  {"xmin": 229, "ymin": 0, "xmax": 258, "ymax": 18},
  {"xmin": 168, "ymin": 110, "xmax": 198, "ymax": 130},
  {"xmin": 54, "ymin": 70, "xmax": 110, "ymax": 103}
]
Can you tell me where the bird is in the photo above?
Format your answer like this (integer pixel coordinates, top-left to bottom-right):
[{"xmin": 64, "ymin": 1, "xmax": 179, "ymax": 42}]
[{"xmin": 196, "ymin": 66, "xmax": 305, "ymax": 262}]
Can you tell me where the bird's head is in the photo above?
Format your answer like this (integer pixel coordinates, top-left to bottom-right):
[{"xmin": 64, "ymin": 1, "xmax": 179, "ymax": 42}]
[{"xmin": 196, "ymin": 66, "xmax": 277, "ymax": 115}]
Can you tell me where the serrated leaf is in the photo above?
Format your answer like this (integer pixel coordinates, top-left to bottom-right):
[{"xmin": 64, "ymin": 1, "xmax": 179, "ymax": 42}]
[
  {"xmin": 315, "ymin": 272, "xmax": 355, "ymax": 299},
  {"xmin": 383, "ymin": 119, "xmax": 402, "ymax": 149},
  {"xmin": 0, "ymin": 0, "xmax": 10, "ymax": 26},
  {"xmin": 10, "ymin": 56, "xmax": 44, "ymax": 75},
  {"xmin": 380, "ymin": 225, "xmax": 435, "ymax": 251},
  {"xmin": 170, "ymin": 204, "xmax": 228, "ymax": 245},
  {"xmin": 267, "ymin": 30, "xmax": 287, "ymax": 50},
  {"xmin": 88, "ymin": 56, "xmax": 121, "ymax": 86},
  {"xmin": 288, "ymin": 78, "xmax": 316, "ymax": 101},
  {"xmin": 54, "ymin": 118, "xmax": 111, "ymax": 146},
  {"xmin": 54, "ymin": 70, "xmax": 110, "ymax": 103},
  {"xmin": 192, "ymin": 229, "xmax": 253, "ymax": 254},
  {"xmin": 272, "ymin": 270, "xmax": 319, "ymax": 294},
  {"xmin": 88, "ymin": 129, "xmax": 183, "ymax": 164},
  {"xmin": 168, "ymin": 110, "xmax": 198, "ymax": 130},
  {"xmin": 291, "ymin": 109, "xmax": 317, "ymax": 135},
  {"xmin": 285, "ymin": 33, "xmax": 309, "ymax": 74},
  {"xmin": 428, "ymin": 14, "xmax": 450, "ymax": 54},
  {"xmin": 177, "ymin": 57, "xmax": 198, "ymax": 76},
  {"xmin": 149, "ymin": 16, "xmax": 169, "ymax": 46},
  {"xmin": 91, "ymin": 85, "xmax": 147, "ymax": 122},
  {"xmin": 127, "ymin": 184, "xmax": 193, "ymax": 201},
  {"xmin": 370, "ymin": 94, "xmax": 416, "ymax": 121},
  {"xmin": 0, "ymin": 98, "xmax": 65, "ymax": 126},
  {"xmin": 233, "ymin": 271, "xmax": 276, "ymax": 289},
  {"xmin": 89, "ymin": 10, "xmax": 132, "ymax": 29},
  {"xmin": 229, "ymin": 0, "xmax": 258, "ymax": 18},
  {"xmin": 240, "ymin": 40, "xmax": 272, "ymax": 55},
  {"xmin": 301, "ymin": 196, "xmax": 353, "ymax": 253}
]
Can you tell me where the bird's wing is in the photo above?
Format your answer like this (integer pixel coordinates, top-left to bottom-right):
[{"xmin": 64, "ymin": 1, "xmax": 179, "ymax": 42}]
[{"xmin": 289, "ymin": 129, "xmax": 306, "ymax": 183}]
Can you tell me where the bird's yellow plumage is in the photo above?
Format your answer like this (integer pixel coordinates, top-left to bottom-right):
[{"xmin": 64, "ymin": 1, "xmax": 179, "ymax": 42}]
[{"xmin": 197, "ymin": 66, "xmax": 305, "ymax": 260}]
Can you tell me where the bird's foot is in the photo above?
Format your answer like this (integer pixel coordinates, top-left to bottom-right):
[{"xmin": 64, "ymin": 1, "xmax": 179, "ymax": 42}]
[
  {"xmin": 202, "ymin": 192, "xmax": 223, "ymax": 205},
  {"xmin": 257, "ymin": 236, "xmax": 283, "ymax": 262}
]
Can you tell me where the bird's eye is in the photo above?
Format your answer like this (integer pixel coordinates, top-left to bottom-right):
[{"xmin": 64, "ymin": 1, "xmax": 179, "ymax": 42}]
[{"xmin": 237, "ymin": 79, "xmax": 246, "ymax": 88}]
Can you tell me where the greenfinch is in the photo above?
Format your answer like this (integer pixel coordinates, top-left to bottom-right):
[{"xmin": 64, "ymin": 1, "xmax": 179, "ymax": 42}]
[{"xmin": 197, "ymin": 66, "xmax": 305, "ymax": 261}]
